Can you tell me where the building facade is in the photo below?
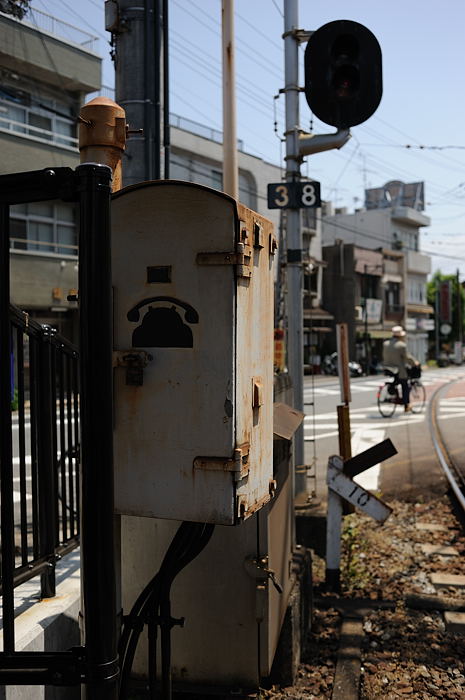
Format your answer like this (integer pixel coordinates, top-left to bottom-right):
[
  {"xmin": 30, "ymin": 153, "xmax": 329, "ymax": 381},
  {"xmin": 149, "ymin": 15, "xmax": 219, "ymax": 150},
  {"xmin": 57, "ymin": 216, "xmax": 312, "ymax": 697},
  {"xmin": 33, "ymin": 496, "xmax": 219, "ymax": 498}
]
[
  {"xmin": 1, "ymin": 8, "xmax": 332, "ymax": 373},
  {"xmin": 322, "ymin": 242, "xmax": 406, "ymax": 370},
  {"xmin": 321, "ymin": 181, "xmax": 433, "ymax": 363},
  {"xmin": 0, "ymin": 8, "xmax": 101, "ymax": 341}
]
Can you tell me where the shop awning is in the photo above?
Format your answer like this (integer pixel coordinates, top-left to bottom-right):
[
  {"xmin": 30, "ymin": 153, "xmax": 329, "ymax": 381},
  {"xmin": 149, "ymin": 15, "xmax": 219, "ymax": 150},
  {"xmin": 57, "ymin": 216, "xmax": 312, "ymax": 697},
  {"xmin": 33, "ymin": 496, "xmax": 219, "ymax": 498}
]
[{"xmin": 365, "ymin": 329, "xmax": 392, "ymax": 339}]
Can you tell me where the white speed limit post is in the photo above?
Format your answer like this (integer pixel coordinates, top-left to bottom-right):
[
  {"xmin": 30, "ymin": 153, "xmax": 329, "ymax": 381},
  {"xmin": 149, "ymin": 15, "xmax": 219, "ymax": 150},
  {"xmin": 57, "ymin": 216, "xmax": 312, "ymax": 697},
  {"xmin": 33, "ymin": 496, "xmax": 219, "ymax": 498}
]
[{"xmin": 326, "ymin": 454, "xmax": 392, "ymax": 592}]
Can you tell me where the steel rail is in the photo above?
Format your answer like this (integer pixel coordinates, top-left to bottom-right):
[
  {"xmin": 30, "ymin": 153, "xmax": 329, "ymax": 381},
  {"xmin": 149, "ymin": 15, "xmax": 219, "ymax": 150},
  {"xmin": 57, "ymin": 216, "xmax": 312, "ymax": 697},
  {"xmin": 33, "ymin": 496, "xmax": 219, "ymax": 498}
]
[{"xmin": 428, "ymin": 379, "xmax": 465, "ymax": 511}]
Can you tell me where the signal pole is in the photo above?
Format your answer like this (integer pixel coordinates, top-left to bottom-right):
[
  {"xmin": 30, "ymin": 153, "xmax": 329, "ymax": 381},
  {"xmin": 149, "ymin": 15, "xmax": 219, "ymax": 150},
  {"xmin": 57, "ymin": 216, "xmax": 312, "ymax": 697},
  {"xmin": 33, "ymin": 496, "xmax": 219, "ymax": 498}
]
[{"xmin": 283, "ymin": 0, "xmax": 305, "ymax": 494}]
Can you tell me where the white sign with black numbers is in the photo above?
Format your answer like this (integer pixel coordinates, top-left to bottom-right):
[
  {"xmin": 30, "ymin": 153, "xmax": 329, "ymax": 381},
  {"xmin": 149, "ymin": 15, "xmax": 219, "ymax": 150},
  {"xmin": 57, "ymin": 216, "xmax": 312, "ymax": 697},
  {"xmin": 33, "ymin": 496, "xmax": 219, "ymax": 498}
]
[{"xmin": 327, "ymin": 460, "xmax": 392, "ymax": 523}]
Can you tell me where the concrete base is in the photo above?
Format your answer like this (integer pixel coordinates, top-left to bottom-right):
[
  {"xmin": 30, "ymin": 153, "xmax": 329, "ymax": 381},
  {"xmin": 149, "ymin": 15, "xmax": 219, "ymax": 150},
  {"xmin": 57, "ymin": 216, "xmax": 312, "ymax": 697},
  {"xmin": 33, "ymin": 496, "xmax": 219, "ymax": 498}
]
[
  {"xmin": 444, "ymin": 611, "xmax": 465, "ymax": 635},
  {"xmin": 430, "ymin": 573, "xmax": 465, "ymax": 589}
]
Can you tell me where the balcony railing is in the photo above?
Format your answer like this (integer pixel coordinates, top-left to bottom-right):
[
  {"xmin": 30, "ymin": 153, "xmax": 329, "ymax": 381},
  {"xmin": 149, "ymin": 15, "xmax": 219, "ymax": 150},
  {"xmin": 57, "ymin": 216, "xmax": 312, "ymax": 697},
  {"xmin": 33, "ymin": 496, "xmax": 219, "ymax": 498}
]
[
  {"xmin": 2, "ymin": 6, "xmax": 100, "ymax": 53},
  {"xmin": 0, "ymin": 108, "xmax": 78, "ymax": 151},
  {"xmin": 384, "ymin": 303, "xmax": 404, "ymax": 321}
]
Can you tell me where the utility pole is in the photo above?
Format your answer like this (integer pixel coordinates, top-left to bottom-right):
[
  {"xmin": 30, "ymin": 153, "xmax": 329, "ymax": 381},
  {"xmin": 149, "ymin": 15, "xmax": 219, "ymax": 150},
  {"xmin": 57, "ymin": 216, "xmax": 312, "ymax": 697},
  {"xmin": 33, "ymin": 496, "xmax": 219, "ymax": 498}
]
[
  {"xmin": 457, "ymin": 268, "xmax": 463, "ymax": 351},
  {"xmin": 283, "ymin": 0, "xmax": 305, "ymax": 493},
  {"xmin": 283, "ymin": 2, "xmax": 352, "ymax": 498},
  {"xmin": 222, "ymin": 0, "xmax": 238, "ymax": 199},
  {"xmin": 110, "ymin": 0, "xmax": 169, "ymax": 185}
]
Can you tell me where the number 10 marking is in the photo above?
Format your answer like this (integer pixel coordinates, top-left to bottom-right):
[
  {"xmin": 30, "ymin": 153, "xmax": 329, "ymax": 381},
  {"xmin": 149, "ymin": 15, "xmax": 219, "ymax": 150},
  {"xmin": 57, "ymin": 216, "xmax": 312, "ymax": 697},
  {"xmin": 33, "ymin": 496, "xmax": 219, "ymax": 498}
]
[{"xmin": 348, "ymin": 484, "xmax": 370, "ymax": 507}]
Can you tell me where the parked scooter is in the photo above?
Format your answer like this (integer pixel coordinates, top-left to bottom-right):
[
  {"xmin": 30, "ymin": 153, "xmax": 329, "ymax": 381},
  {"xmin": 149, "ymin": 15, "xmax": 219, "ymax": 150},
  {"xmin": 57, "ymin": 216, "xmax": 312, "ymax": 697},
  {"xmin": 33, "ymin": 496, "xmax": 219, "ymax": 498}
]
[{"xmin": 322, "ymin": 352, "xmax": 363, "ymax": 377}]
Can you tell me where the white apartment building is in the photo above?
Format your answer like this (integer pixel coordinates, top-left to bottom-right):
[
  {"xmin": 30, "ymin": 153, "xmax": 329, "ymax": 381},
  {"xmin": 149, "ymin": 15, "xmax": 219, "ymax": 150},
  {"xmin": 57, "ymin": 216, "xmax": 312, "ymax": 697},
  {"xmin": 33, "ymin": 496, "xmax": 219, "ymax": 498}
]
[{"xmin": 321, "ymin": 180, "xmax": 433, "ymax": 362}]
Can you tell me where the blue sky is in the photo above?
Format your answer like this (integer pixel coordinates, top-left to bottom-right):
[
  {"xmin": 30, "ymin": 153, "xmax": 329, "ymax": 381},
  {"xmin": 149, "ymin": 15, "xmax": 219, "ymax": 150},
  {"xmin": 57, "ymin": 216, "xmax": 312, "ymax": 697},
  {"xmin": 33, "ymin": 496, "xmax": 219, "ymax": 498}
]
[{"xmin": 29, "ymin": 0, "xmax": 465, "ymax": 275}]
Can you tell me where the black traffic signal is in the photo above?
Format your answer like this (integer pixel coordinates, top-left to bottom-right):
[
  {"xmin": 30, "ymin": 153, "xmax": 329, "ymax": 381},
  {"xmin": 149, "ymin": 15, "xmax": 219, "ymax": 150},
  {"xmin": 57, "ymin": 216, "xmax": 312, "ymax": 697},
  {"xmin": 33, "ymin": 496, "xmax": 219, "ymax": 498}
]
[{"xmin": 304, "ymin": 20, "xmax": 382, "ymax": 129}]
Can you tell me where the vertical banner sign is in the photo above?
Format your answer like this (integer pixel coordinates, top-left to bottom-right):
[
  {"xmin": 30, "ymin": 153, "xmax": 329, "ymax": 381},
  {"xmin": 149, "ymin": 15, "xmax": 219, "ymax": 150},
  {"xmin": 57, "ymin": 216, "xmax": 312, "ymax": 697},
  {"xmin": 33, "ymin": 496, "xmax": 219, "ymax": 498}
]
[
  {"xmin": 274, "ymin": 328, "xmax": 286, "ymax": 372},
  {"xmin": 439, "ymin": 280, "xmax": 452, "ymax": 323}
]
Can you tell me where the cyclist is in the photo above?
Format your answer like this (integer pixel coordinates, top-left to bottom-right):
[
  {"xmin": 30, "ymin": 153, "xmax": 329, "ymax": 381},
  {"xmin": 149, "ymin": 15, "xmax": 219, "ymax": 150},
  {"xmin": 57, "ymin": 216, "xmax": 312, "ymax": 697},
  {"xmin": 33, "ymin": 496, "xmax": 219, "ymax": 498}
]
[{"xmin": 382, "ymin": 325, "xmax": 420, "ymax": 413}]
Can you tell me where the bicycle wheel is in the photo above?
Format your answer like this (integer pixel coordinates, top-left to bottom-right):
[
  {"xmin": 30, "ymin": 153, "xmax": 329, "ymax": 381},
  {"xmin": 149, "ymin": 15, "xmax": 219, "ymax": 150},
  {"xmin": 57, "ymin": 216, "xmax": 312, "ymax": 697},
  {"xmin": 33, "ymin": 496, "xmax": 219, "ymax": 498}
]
[
  {"xmin": 377, "ymin": 383, "xmax": 397, "ymax": 417},
  {"xmin": 410, "ymin": 380, "xmax": 426, "ymax": 413}
]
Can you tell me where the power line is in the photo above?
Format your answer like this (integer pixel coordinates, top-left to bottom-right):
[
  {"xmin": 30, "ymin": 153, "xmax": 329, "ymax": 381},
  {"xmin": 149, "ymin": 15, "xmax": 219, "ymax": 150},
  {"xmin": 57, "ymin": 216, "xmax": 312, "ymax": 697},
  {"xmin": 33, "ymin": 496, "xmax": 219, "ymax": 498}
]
[
  {"xmin": 236, "ymin": 9, "xmax": 282, "ymax": 51},
  {"xmin": 170, "ymin": 37, "xmax": 283, "ymax": 117},
  {"xmin": 172, "ymin": 0, "xmax": 283, "ymax": 78},
  {"xmin": 271, "ymin": 0, "xmax": 284, "ymax": 18}
]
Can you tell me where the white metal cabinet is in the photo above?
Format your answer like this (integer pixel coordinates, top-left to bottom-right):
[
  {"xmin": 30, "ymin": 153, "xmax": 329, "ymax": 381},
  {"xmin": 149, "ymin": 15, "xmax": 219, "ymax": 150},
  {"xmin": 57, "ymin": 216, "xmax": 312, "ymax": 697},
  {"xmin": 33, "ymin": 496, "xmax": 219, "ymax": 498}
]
[
  {"xmin": 112, "ymin": 181, "xmax": 276, "ymax": 524},
  {"xmin": 121, "ymin": 475, "xmax": 294, "ymax": 687}
]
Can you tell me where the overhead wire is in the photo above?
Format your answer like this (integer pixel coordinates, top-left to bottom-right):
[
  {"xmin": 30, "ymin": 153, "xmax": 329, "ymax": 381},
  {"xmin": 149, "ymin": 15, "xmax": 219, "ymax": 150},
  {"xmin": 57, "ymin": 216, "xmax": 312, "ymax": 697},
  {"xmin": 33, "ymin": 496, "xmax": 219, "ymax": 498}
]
[
  {"xmin": 372, "ymin": 114, "xmax": 465, "ymax": 171},
  {"xmin": 170, "ymin": 36, "xmax": 284, "ymax": 117},
  {"xmin": 175, "ymin": 0, "xmax": 283, "ymax": 78},
  {"xmin": 331, "ymin": 136, "xmax": 465, "ymax": 209},
  {"xmin": 271, "ymin": 0, "xmax": 284, "ymax": 18}
]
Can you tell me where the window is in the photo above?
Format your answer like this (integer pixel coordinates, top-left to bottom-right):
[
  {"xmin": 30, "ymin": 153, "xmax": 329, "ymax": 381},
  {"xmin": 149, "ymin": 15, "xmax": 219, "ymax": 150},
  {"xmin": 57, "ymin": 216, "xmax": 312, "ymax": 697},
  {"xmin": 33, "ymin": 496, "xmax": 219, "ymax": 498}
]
[
  {"xmin": 211, "ymin": 170, "xmax": 223, "ymax": 191},
  {"xmin": 385, "ymin": 282, "xmax": 400, "ymax": 309},
  {"xmin": 10, "ymin": 202, "xmax": 77, "ymax": 257},
  {"xmin": 0, "ymin": 85, "xmax": 77, "ymax": 149}
]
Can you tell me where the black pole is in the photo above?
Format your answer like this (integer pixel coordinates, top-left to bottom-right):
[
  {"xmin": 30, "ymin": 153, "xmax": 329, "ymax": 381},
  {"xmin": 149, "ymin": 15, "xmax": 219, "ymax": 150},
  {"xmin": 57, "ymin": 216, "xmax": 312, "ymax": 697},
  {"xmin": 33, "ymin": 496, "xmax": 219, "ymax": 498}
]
[
  {"xmin": 38, "ymin": 325, "xmax": 58, "ymax": 599},
  {"xmin": 364, "ymin": 264, "xmax": 369, "ymax": 374},
  {"xmin": 154, "ymin": 0, "xmax": 162, "ymax": 180},
  {"xmin": 457, "ymin": 269, "xmax": 463, "ymax": 353},
  {"xmin": 0, "ymin": 203, "xmax": 15, "ymax": 652},
  {"xmin": 144, "ymin": 0, "xmax": 155, "ymax": 180},
  {"xmin": 163, "ymin": 0, "xmax": 170, "ymax": 178},
  {"xmin": 77, "ymin": 163, "xmax": 119, "ymax": 698}
]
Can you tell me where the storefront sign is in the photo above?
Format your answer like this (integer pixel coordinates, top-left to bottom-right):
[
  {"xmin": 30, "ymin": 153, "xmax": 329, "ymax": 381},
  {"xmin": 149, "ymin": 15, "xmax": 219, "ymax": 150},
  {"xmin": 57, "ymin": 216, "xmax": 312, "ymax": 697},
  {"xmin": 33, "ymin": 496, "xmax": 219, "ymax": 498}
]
[{"xmin": 366, "ymin": 298, "xmax": 383, "ymax": 323}]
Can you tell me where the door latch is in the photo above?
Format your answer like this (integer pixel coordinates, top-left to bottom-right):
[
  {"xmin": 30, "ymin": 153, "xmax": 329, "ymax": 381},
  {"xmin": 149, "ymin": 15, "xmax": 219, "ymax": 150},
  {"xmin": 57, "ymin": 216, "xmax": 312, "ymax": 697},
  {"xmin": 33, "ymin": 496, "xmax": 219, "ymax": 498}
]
[
  {"xmin": 244, "ymin": 555, "xmax": 283, "ymax": 594},
  {"xmin": 113, "ymin": 350, "xmax": 153, "ymax": 386}
]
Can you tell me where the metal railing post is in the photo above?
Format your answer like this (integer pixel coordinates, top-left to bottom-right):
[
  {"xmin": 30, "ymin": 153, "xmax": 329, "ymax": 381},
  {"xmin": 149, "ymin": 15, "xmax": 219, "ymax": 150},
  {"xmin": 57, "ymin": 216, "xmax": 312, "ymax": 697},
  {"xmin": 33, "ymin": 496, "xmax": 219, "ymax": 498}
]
[
  {"xmin": 77, "ymin": 163, "xmax": 119, "ymax": 697},
  {"xmin": 0, "ymin": 202, "xmax": 15, "ymax": 651},
  {"xmin": 37, "ymin": 324, "xmax": 58, "ymax": 599}
]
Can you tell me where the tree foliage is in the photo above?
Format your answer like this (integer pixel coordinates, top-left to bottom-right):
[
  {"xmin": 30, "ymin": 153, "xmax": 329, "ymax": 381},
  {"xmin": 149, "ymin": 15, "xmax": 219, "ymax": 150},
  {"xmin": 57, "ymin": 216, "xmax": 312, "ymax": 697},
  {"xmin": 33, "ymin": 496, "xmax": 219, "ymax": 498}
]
[{"xmin": 0, "ymin": 0, "xmax": 31, "ymax": 20}]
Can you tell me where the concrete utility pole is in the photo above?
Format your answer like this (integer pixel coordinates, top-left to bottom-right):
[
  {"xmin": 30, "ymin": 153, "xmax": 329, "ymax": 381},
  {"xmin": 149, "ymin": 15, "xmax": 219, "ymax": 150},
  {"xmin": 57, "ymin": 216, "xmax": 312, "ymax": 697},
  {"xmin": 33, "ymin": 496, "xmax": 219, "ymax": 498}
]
[
  {"xmin": 283, "ymin": 0, "xmax": 305, "ymax": 492},
  {"xmin": 112, "ymin": 0, "xmax": 163, "ymax": 185}
]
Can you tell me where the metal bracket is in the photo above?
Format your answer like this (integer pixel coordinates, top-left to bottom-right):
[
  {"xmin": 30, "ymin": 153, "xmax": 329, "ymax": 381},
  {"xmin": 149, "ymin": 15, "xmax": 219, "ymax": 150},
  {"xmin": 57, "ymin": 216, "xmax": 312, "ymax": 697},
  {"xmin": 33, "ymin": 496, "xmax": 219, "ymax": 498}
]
[
  {"xmin": 269, "ymin": 233, "xmax": 278, "ymax": 256},
  {"xmin": 244, "ymin": 555, "xmax": 283, "ymax": 594},
  {"xmin": 196, "ymin": 241, "xmax": 252, "ymax": 278},
  {"xmin": 113, "ymin": 349, "xmax": 153, "ymax": 386},
  {"xmin": 282, "ymin": 28, "xmax": 313, "ymax": 43},
  {"xmin": 193, "ymin": 443, "xmax": 250, "ymax": 480}
]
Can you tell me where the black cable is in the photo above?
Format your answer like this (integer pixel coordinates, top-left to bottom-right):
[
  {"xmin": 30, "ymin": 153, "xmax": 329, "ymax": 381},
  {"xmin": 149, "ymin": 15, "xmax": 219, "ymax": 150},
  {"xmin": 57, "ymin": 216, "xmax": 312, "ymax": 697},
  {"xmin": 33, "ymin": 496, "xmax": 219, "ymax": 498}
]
[
  {"xmin": 118, "ymin": 523, "xmax": 194, "ymax": 693},
  {"xmin": 118, "ymin": 521, "xmax": 214, "ymax": 698}
]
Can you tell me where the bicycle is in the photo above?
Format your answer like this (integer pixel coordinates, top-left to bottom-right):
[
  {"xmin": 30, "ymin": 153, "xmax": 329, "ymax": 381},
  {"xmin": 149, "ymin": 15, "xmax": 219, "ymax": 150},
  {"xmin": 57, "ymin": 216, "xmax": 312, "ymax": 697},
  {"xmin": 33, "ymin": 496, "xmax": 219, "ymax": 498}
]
[{"xmin": 377, "ymin": 366, "xmax": 426, "ymax": 417}]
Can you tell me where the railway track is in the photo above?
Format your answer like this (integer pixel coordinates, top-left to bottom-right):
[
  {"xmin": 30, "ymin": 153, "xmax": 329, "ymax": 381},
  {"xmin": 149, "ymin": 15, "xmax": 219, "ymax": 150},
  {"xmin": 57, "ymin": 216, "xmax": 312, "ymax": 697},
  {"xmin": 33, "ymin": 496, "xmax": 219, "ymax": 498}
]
[{"xmin": 429, "ymin": 378, "xmax": 465, "ymax": 513}]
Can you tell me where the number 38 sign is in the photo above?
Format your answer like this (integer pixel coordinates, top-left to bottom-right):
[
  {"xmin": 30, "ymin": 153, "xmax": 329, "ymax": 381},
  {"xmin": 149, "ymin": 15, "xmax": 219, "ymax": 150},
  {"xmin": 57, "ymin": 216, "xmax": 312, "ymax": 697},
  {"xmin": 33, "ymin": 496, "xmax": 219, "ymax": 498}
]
[{"xmin": 267, "ymin": 181, "xmax": 321, "ymax": 210}]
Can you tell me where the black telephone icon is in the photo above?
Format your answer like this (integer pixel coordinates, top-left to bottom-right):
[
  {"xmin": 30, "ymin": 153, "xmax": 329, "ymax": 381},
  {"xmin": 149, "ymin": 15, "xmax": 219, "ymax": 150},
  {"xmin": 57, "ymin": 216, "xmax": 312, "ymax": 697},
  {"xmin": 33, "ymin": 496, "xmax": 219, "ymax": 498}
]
[{"xmin": 127, "ymin": 296, "xmax": 199, "ymax": 348}]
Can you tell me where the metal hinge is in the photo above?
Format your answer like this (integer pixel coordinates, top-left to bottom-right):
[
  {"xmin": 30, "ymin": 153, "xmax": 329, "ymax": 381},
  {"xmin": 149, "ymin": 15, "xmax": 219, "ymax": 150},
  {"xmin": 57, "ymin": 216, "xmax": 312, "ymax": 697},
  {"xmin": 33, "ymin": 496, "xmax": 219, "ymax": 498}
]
[
  {"xmin": 193, "ymin": 442, "xmax": 250, "ymax": 480},
  {"xmin": 196, "ymin": 241, "xmax": 252, "ymax": 278}
]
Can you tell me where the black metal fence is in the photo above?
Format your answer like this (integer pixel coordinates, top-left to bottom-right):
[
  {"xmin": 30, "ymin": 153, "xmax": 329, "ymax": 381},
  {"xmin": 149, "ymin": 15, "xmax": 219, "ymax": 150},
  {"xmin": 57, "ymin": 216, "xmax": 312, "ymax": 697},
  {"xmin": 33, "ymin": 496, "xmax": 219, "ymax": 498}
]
[
  {"xmin": 0, "ymin": 165, "xmax": 119, "ymax": 697},
  {"xmin": 1, "ymin": 305, "xmax": 80, "ymax": 600}
]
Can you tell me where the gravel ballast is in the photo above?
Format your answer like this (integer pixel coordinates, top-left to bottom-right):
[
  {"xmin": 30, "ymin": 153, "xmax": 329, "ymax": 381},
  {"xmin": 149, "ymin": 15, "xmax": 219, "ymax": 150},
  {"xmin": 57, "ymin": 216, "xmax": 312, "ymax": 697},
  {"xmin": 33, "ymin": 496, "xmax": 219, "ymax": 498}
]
[{"xmin": 261, "ymin": 496, "xmax": 465, "ymax": 699}]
